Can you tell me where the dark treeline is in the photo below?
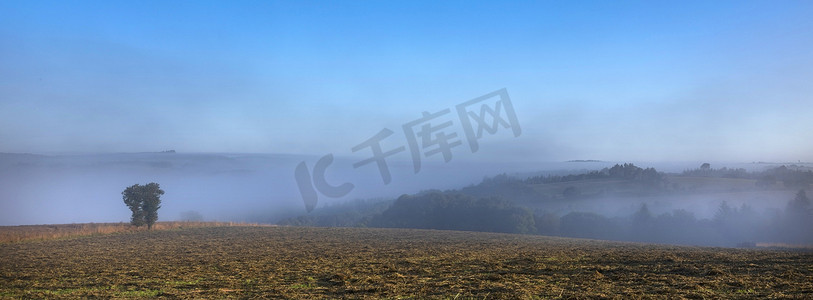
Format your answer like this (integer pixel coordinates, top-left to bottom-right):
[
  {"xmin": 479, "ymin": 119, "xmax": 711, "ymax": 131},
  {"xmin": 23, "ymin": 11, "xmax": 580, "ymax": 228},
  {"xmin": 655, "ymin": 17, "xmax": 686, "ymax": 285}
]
[
  {"xmin": 370, "ymin": 193, "xmax": 536, "ymax": 234},
  {"xmin": 461, "ymin": 163, "xmax": 666, "ymax": 202},
  {"xmin": 682, "ymin": 164, "xmax": 813, "ymax": 189},
  {"xmin": 525, "ymin": 163, "xmax": 665, "ymax": 185},
  {"xmin": 278, "ymin": 198, "xmax": 393, "ymax": 228},
  {"xmin": 522, "ymin": 162, "xmax": 812, "ymax": 190},
  {"xmin": 279, "ymin": 164, "xmax": 813, "ymax": 247},
  {"xmin": 281, "ymin": 189, "xmax": 812, "ymax": 246}
]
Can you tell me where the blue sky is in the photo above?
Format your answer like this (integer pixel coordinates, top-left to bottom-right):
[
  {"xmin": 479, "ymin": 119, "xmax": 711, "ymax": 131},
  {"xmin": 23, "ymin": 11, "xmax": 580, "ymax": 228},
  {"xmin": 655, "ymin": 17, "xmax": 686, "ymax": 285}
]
[{"xmin": 2, "ymin": 0, "xmax": 812, "ymax": 162}]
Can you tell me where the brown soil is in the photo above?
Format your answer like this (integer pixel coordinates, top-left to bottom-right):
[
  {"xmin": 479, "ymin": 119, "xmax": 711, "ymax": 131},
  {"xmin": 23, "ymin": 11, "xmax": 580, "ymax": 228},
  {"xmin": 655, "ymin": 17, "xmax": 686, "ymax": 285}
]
[{"xmin": 1, "ymin": 226, "xmax": 811, "ymax": 299}]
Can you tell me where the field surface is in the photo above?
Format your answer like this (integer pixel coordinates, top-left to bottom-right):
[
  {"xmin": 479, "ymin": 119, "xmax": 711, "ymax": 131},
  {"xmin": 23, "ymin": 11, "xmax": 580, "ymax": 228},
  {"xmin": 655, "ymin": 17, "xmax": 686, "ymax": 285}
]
[{"xmin": 1, "ymin": 226, "xmax": 812, "ymax": 299}]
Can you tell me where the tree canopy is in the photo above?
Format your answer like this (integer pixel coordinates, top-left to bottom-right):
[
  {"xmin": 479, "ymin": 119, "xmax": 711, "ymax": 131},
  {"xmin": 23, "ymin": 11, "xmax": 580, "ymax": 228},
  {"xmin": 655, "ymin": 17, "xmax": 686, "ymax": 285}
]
[{"xmin": 122, "ymin": 182, "xmax": 164, "ymax": 229}]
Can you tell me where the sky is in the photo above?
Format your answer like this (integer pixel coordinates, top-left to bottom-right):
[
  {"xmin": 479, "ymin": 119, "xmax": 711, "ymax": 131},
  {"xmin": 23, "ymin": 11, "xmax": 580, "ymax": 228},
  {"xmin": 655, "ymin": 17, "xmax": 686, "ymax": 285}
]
[{"xmin": 2, "ymin": 0, "xmax": 813, "ymax": 162}]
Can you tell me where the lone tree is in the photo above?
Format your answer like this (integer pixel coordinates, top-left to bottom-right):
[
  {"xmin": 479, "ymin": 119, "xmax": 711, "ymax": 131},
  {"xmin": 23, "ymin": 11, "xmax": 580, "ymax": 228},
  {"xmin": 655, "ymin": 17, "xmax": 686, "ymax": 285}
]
[{"xmin": 122, "ymin": 182, "xmax": 164, "ymax": 229}]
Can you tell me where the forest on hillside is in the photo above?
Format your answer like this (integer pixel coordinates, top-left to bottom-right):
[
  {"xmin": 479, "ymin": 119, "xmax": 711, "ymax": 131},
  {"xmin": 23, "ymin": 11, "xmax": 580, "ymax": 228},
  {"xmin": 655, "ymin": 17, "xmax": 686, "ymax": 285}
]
[{"xmin": 280, "ymin": 164, "xmax": 813, "ymax": 247}]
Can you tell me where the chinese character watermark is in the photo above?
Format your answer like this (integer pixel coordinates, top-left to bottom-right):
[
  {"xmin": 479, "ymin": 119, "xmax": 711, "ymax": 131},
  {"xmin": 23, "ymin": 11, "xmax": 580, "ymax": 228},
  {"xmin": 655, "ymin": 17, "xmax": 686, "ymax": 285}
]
[{"xmin": 294, "ymin": 88, "xmax": 521, "ymax": 212}]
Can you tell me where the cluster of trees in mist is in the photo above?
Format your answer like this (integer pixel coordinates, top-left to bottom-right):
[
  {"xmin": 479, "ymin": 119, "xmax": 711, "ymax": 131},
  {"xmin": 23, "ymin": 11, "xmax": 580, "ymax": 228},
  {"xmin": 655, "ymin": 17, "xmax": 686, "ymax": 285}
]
[
  {"xmin": 682, "ymin": 164, "xmax": 813, "ymax": 190},
  {"xmin": 461, "ymin": 163, "xmax": 668, "ymax": 202},
  {"xmin": 280, "ymin": 192, "xmax": 537, "ymax": 234},
  {"xmin": 279, "ymin": 164, "xmax": 813, "ymax": 246},
  {"xmin": 282, "ymin": 189, "xmax": 813, "ymax": 246},
  {"xmin": 370, "ymin": 193, "xmax": 535, "ymax": 234},
  {"xmin": 525, "ymin": 163, "xmax": 664, "ymax": 186},
  {"xmin": 551, "ymin": 190, "xmax": 813, "ymax": 246}
]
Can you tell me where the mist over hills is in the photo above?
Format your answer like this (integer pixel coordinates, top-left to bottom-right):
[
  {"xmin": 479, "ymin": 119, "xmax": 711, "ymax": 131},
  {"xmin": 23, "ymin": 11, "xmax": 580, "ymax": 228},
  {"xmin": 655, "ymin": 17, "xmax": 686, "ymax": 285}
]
[
  {"xmin": 281, "ymin": 162, "xmax": 813, "ymax": 247},
  {"xmin": 2, "ymin": 151, "xmax": 811, "ymax": 247},
  {"xmin": 1, "ymin": 152, "xmax": 312, "ymax": 225},
  {"xmin": 0, "ymin": 151, "xmax": 625, "ymax": 225}
]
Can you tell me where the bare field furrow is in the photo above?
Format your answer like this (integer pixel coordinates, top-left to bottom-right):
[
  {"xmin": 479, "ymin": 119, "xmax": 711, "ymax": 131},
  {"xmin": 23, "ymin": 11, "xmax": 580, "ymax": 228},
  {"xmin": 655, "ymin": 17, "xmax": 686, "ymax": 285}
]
[{"xmin": 1, "ymin": 226, "xmax": 811, "ymax": 299}]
